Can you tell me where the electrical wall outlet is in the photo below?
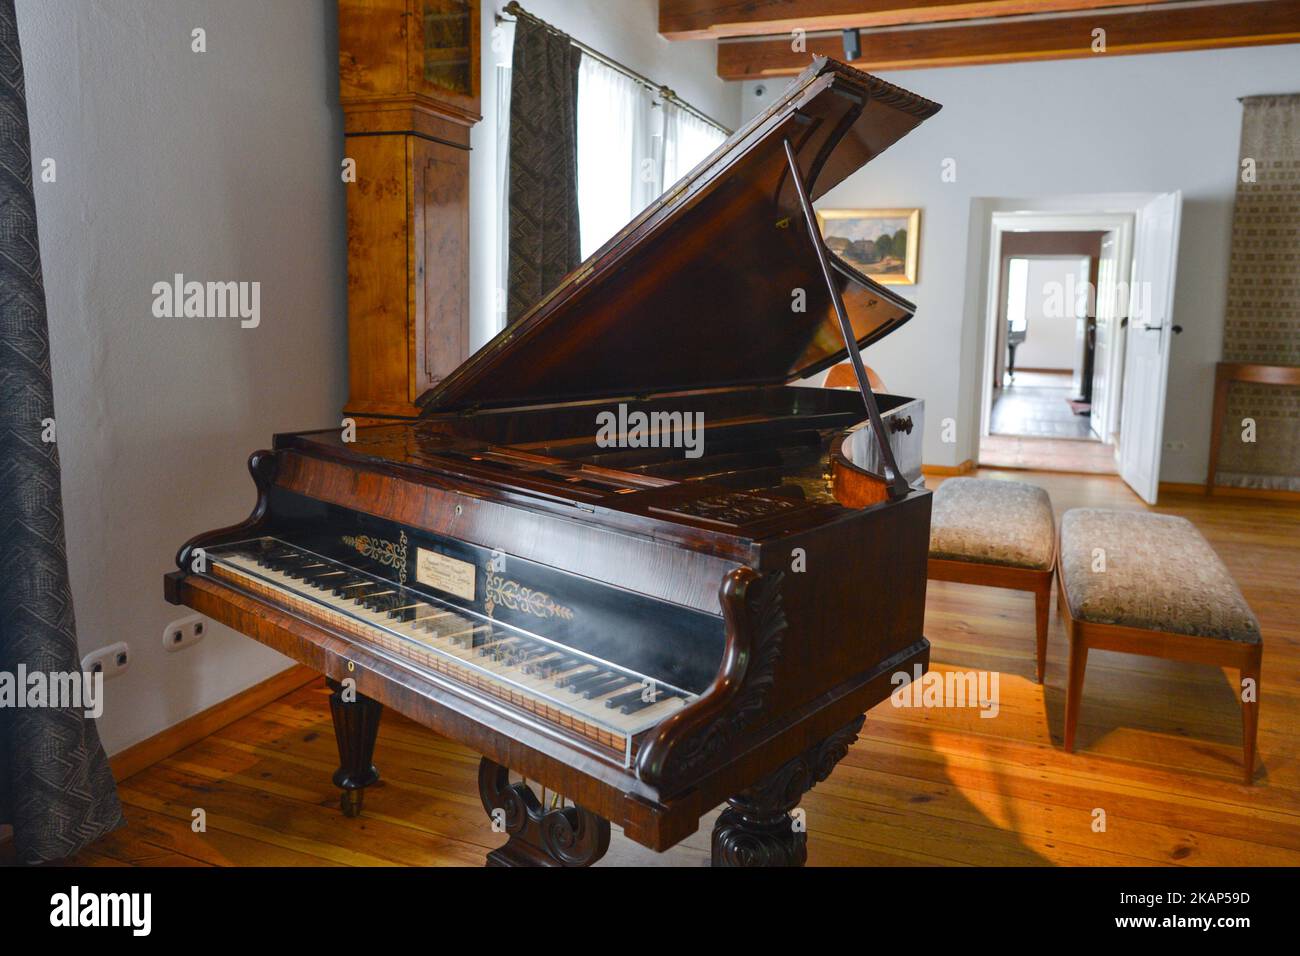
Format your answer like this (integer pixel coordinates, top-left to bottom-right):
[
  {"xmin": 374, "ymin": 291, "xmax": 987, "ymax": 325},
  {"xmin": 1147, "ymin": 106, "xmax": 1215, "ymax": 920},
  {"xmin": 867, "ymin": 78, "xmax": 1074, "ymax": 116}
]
[
  {"xmin": 82, "ymin": 642, "xmax": 130, "ymax": 680},
  {"xmin": 164, "ymin": 615, "xmax": 207, "ymax": 652}
]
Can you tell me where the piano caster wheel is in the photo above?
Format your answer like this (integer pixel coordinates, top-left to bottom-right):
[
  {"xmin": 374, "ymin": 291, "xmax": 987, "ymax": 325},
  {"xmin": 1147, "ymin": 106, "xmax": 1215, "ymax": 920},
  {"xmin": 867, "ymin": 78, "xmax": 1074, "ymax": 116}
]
[
  {"xmin": 340, "ymin": 788, "xmax": 365, "ymax": 818},
  {"xmin": 327, "ymin": 677, "xmax": 383, "ymax": 819},
  {"xmin": 478, "ymin": 758, "xmax": 611, "ymax": 867},
  {"xmin": 710, "ymin": 714, "xmax": 866, "ymax": 868}
]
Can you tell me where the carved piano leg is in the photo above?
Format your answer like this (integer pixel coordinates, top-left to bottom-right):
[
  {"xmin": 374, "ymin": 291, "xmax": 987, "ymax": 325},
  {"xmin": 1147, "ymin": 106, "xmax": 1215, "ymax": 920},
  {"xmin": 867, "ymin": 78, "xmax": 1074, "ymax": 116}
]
[
  {"xmin": 326, "ymin": 677, "xmax": 382, "ymax": 818},
  {"xmin": 478, "ymin": 758, "xmax": 611, "ymax": 867},
  {"xmin": 711, "ymin": 714, "xmax": 866, "ymax": 867}
]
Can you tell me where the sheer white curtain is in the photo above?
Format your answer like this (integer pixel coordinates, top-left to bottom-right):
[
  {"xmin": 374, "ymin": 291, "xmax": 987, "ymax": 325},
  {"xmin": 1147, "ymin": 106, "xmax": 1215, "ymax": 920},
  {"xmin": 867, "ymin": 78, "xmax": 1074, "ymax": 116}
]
[
  {"xmin": 576, "ymin": 55, "xmax": 726, "ymax": 259},
  {"xmin": 663, "ymin": 102, "xmax": 726, "ymax": 192},
  {"xmin": 577, "ymin": 55, "xmax": 661, "ymax": 259}
]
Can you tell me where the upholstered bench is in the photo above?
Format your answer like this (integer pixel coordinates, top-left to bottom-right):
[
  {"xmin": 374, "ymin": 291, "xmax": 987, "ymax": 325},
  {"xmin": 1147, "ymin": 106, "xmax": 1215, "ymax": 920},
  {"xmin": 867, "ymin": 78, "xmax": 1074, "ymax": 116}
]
[
  {"xmin": 928, "ymin": 478, "xmax": 1056, "ymax": 682},
  {"xmin": 1058, "ymin": 508, "xmax": 1263, "ymax": 783}
]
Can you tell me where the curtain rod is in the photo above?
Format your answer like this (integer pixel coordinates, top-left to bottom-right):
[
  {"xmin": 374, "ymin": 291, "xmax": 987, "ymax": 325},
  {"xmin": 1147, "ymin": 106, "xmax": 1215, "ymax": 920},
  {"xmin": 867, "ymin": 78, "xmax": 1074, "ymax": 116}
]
[{"xmin": 495, "ymin": 1, "xmax": 733, "ymax": 135}]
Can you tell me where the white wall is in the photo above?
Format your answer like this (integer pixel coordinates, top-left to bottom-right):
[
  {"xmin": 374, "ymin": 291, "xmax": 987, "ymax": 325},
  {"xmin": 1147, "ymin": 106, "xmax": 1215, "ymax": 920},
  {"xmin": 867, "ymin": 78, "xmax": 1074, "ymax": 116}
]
[
  {"xmin": 470, "ymin": 0, "xmax": 742, "ymax": 349},
  {"xmin": 1015, "ymin": 257, "xmax": 1088, "ymax": 371},
  {"xmin": 746, "ymin": 44, "xmax": 1300, "ymax": 480},
  {"xmin": 17, "ymin": 0, "xmax": 348, "ymax": 755}
]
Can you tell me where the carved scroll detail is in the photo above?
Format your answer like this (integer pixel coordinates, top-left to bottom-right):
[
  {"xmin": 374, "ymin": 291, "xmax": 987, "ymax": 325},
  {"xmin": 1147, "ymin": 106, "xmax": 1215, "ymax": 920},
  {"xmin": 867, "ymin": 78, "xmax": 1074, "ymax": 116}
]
[
  {"xmin": 712, "ymin": 714, "xmax": 866, "ymax": 867},
  {"xmin": 636, "ymin": 568, "xmax": 786, "ymax": 789},
  {"xmin": 477, "ymin": 759, "xmax": 610, "ymax": 867}
]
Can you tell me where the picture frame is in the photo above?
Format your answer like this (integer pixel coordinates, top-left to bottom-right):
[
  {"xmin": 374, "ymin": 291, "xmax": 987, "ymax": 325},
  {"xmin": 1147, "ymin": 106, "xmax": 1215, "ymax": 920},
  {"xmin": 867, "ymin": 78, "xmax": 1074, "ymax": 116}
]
[{"xmin": 816, "ymin": 208, "xmax": 921, "ymax": 285}]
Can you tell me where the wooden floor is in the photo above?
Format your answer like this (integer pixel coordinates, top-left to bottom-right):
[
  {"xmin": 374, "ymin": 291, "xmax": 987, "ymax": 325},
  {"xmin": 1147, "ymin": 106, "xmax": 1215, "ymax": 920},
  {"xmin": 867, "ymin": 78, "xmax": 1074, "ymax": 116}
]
[
  {"xmin": 980, "ymin": 434, "xmax": 1119, "ymax": 474},
  {"xmin": 65, "ymin": 470, "xmax": 1300, "ymax": 867}
]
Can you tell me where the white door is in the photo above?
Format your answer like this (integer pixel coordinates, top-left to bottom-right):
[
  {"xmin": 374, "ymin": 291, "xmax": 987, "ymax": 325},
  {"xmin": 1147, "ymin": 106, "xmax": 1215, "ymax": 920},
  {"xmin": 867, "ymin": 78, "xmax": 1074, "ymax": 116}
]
[
  {"xmin": 1090, "ymin": 231, "xmax": 1119, "ymax": 441},
  {"xmin": 1119, "ymin": 191, "xmax": 1183, "ymax": 504}
]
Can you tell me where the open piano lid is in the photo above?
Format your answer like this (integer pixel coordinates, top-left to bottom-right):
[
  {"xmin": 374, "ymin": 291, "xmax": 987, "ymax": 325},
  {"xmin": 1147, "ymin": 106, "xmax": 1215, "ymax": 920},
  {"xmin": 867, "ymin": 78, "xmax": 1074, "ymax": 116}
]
[{"xmin": 421, "ymin": 58, "xmax": 941, "ymax": 414}]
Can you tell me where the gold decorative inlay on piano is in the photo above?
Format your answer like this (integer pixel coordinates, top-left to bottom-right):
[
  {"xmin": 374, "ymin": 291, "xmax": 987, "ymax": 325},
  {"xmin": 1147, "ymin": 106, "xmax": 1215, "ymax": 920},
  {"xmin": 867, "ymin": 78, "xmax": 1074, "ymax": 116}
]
[
  {"xmin": 341, "ymin": 532, "xmax": 409, "ymax": 583},
  {"xmin": 485, "ymin": 574, "xmax": 575, "ymax": 621}
]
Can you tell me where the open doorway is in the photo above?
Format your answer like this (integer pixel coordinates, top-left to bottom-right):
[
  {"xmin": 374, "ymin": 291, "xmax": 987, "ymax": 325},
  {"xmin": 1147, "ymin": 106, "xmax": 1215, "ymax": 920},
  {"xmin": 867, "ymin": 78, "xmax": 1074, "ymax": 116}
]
[
  {"xmin": 996, "ymin": 247, "xmax": 1099, "ymax": 437},
  {"xmin": 982, "ymin": 223, "xmax": 1122, "ymax": 475},
  {"xmin": 974, "ymin": 197, "xmax": 1183, "ymax": 502}
]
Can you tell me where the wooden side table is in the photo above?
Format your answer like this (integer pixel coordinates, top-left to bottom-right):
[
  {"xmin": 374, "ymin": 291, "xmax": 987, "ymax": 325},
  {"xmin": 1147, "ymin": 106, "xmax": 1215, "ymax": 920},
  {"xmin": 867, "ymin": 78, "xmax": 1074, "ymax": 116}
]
[{"xmin": 1205, "ymin": 361, "xmax": 1300, "ymax": 494}]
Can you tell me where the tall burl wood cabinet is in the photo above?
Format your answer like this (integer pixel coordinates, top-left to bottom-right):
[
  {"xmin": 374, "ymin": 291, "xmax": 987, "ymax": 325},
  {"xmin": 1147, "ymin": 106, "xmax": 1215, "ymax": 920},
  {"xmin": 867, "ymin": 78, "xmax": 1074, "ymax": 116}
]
[{"xmin": 339, "ymin": 0, "xmax": 481, "ymax": 420}]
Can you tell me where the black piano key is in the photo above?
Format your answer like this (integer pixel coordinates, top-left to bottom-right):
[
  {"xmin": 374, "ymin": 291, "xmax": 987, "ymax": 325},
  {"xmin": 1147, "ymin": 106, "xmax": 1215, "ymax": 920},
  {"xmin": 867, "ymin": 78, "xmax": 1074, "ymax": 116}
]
[
  {"xmin": 268, "ymin": 550, "xmax": 311, "ymax": 566},
  {"xmin": 564, "ymin": 670, "xmax": 614, "ymax": 693},
  {"xmin": 509, "ymin": 640, "xmax": 556, "ymax": 667},
  {"xmin": 300, "ymin": 566, "xmax": 346, "ymax": 587},
  {"xmin": 345, "ymin": 583, "xmax": 382, "ymax": 603},
  {"xmin": 539, "ymin": 657, "xmax": 587, "ymax": 679},
  {"xmin": 481, "ymin": 636, "xmax": 521, "ymax": 660},
  {"xmin": 361, "ymin": 590, "xmax": 400, "ymax": 612},
  {"xmin": 473, "ymin": 633, "xmax": 508, "ymax": 652},
  {"xmin": 447, "ymin": 623, "xmax": 479, "ymax": 647},
  {"xmin": 553, "ymin": 665, "xmax": 595, "ymax": 687},
  {"xmin": 411, "ymin": 611, "xmax": 448, "ymax": 632},
  {"xmin": 448, "ymin": 622, "xmax": 488, "ymax": 646},
  {"xmin": 499, "ymin": 637, "xmax": 532, "ymax": 657},
  {"xmin": 581, "ymin": 676, "xmax": 635, "ymax": 700},
  {"xmin": 307, "ymin": 570, "xmax": 348, "ymax": 586},
  {"xmin": 388, "ymin": 602, "xmax": 428, "ymax": 623},
  {"xmin": 604, "ymin": 687, "xmax": 653, "ymax": 711},
  {"xmin": 260, "ymin": 548, "xmax": 300, "ymax": 567},
  {"xmin": 523, "ymin": 652, "xmax": 569, "ymax": 676},
  {"xmin": 282, "ymin": 560, "xmax": 327, "ymax": 580},
  {"xmin": 332, "ymin": 578, "xmax": 372, "ymax": 597},
  {"xmin": 510, "ymin": 643, "xmax": 553, "ymax": 664},
  {"xmin": 610, "ymin": 686, "xmax": 675, "ymax": 714},
  {"xmin": 492, "ymin": 637, "xmax": 531, "ymax": 662}
]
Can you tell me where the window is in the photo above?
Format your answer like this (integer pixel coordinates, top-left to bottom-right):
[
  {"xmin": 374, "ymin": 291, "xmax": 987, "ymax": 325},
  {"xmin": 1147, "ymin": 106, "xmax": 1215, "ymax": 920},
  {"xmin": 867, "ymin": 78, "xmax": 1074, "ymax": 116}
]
[
  {"xmin": 576, "ymin": 54, "xmax": 725, "ymax": 259},
  {"xmin": 1007, "ymin": 257, "xmax": 1029, "ymax": 334},
  {"xmin": 494, "ymin": 34, "xmax": 727, "ymax": 330}
]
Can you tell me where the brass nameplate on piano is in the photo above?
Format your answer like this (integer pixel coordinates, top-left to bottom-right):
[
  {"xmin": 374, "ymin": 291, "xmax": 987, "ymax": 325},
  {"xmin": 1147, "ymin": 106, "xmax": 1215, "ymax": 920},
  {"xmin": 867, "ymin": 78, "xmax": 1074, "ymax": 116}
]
[{"xmin": 416, "ymin": 548, "xmax": 477, "ymax": 601}]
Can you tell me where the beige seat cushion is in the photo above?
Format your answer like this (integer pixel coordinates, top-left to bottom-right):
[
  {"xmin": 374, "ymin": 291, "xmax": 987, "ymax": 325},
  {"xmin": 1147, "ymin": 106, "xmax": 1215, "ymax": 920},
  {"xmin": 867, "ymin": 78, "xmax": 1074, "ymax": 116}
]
[
  {"xmin": 929, "ymin": 477, "xmax": 1055, "ymax": 570},
  {"xmin": 1059, "ymin": 508, "xmax": 1261, "ymax": 644}
]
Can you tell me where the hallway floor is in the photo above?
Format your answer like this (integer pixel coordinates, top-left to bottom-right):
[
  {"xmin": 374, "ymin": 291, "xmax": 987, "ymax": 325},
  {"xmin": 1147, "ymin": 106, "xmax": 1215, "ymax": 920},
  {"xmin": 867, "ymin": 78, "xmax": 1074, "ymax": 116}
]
[{"xmin": 990, "ymin": 371, "xmax": 1094, "ymax": 440}]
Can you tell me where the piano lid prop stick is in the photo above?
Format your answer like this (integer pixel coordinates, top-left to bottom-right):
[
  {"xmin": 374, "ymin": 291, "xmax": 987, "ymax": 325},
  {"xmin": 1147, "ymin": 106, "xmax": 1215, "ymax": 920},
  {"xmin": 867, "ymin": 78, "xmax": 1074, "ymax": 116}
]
[{"xmin": 781, "ymin": 136, "xmax": 911, "ymax": 501}]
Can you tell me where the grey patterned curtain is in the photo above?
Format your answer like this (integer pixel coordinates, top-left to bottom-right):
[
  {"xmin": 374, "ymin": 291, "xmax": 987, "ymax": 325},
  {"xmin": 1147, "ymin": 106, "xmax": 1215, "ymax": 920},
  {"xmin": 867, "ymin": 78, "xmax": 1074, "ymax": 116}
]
[
  {"xmin": 0, "ymin": 0, "xmax": 123, "ymax": 863},
  {"xmin": 1216, "ymin": 94, "xmax": 1300, "ymax": 491},
  {"xmin": 506, "ymin": 16, "xmax": 582, "ymax": 325}
]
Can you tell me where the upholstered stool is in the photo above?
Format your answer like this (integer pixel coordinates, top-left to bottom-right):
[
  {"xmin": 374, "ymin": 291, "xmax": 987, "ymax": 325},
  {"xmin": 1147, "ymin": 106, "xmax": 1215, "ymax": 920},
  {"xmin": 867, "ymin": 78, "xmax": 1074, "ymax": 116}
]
[
  {"xmin": 1058, "ymin": 508, "xmax": 1263, "ymax": 783},
  {"xmin": 928, "ymin": 477, "xmax": 1057, "ymax": 682}
]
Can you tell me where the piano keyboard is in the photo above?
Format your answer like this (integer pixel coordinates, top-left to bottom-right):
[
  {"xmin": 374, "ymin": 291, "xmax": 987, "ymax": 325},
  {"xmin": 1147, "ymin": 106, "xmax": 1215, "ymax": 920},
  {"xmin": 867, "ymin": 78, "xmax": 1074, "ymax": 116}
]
[{"xmin": 204, "ymin": 538, "xmax": 691, "ymax": 761}]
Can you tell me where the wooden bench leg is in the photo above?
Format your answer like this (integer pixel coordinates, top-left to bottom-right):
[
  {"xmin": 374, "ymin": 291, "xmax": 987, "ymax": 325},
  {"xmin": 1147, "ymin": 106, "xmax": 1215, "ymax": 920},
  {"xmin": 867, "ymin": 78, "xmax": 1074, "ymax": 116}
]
[
  {"xmin": 1064, "ymin": 632, "xmax": 1088, "ymax": 753},
  {"xmin": 1034, "ymin": 582, "xmax": 1051, "ymax": 684},
  {"xmin": 1241, "ymin": 646, "xmax": 1262, "ymax": 785}
]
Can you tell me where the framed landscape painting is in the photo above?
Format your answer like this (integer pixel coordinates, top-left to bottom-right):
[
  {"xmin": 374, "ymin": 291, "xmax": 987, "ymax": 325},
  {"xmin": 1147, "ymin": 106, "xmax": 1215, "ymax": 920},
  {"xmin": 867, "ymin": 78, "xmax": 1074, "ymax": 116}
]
[{"xmin": 816, "ymin": 208, "xmax": 921, "ymax": 285}]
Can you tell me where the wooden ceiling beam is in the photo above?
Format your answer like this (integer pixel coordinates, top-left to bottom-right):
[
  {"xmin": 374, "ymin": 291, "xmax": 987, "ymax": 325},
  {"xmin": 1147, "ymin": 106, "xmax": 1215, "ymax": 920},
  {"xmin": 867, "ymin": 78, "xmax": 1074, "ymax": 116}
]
[
  {"xmin": 715, "ymin": 1, "xmax": 1300, "ymax": 79},
  {"xmin": 661, "ymin": 0, "xmax": 1183, "ymax": 41}
]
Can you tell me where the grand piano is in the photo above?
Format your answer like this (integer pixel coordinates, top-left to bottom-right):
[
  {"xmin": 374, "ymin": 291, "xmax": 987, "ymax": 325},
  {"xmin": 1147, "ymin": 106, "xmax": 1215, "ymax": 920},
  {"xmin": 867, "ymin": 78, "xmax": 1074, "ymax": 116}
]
[{"xmin": 165, "ymin": 57, "xmax": 941, "ymax": 867}]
